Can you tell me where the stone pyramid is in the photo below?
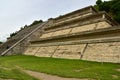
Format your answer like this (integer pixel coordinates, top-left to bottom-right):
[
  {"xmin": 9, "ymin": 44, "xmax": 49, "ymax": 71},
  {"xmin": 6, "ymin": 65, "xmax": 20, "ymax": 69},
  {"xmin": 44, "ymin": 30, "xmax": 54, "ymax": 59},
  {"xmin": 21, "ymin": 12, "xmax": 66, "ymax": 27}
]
[{"xmin": 1, "ymin": 6, "xmax": 120, "ymax": 63}]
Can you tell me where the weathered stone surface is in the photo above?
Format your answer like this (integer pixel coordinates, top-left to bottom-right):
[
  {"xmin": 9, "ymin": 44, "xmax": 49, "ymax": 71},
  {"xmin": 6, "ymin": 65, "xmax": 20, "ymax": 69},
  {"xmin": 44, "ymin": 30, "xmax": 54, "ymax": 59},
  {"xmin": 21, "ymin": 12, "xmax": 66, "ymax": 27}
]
[
  {"xmin": 82, "ymin": 42, "xmax": 120, "ymax": 63},
  {"xmin": 40, "ymin": 32, "xmax": 53, "ymax": 38},
  {"xmin": 24, "ymin": 6, "xmax": 120, "ymax": 63},
  {"xmin": 0, "ymin": 22, "xmax": 49, "ymax": 55},
  {"xmin": 53, "ymin": 45, "xmax": 86, "ymax": 59},
  {"xmin": 40, "ymin": 21, "xmax": 111, "ymax": 39},
  {"xmin": 28, "ymin": 42, "xmax": 120, "ymax": 63},
  {"xmin": 35, "ymin": 46, "xmax": 58, "ymax": 57},
  {"xmin": 1, "ymin": 6, "xmax": 120, "ymax": 63}
]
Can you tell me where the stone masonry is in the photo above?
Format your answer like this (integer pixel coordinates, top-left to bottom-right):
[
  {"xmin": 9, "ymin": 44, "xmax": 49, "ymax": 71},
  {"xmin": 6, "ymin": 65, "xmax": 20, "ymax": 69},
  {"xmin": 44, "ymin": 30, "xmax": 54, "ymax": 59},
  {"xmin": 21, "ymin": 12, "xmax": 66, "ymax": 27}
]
[{"xmin": 1, "ymin": 6, "xmax": 120, "ymax": 63}]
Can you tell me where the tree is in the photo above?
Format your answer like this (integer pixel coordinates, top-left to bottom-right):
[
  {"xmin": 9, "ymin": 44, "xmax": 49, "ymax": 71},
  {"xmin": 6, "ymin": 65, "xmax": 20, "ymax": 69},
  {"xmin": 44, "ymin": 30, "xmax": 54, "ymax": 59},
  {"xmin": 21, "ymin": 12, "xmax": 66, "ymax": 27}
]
[
  {"xmin": 23, "ymin": 25, "xmax": 28, "ymax": 28},
  {"xmin": 30, "ymin": 20, "xmax": 43, "ymax": 27},
  {"xmin": 96, "ymin": 0, "xmax": 102, "ymax": 5},
  {"xmin": 0, "ymin": 41, "xmax": 3, "ymax": 44},
  {"xmin": 95, "ymin": 0, "xmax": 103, "ymax": 11},
  {"xmin": 10, "ymin": 31, "xmax": 18, "ymax": 37},
  {"xmin": 95, "ymin": 0, "xmax": 120, "ymax": 23}
]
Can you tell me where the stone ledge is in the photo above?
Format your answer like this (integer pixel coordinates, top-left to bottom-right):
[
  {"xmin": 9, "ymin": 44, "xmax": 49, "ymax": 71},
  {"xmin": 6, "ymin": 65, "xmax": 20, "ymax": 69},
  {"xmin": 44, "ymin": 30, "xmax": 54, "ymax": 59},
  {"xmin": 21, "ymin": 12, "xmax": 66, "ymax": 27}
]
[
  {"xmin": 31, "ymin": 37, "xmax": 120, "ymax": 47},
  {"xmin": 54, "ymin": 6, "xmax": 97, "ymax": 21},
  {"xmin": 45, "ymin": 12, "xmax": 118, "ymax": 31},
  {"xmin": 31, "ymin": 26, "xmax": 120, "ymax": 44},
  {"xmin": 45, "ymin": 18, "xmax": 105, "ymax": 33}
]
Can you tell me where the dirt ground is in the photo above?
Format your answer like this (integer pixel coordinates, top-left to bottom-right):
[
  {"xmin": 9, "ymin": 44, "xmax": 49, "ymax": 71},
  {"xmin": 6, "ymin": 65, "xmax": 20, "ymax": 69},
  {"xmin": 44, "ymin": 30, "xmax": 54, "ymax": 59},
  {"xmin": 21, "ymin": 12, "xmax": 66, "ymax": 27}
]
[{"xmin": 24, "ymin": 70, "xmax": 88, "ymax": 80}]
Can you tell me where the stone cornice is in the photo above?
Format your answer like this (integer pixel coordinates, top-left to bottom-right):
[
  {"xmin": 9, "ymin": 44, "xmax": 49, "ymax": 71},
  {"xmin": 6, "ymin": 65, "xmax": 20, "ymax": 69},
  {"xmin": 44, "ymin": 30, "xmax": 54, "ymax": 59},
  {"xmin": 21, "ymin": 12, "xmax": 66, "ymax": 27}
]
[
  {"xmin": 30, "ymin": 37, "xmax": 120, "ymax": 47},
  {"xmin": 45, "ymin": 18, "xmax": 114, "ymax": 33},
  {"xmin": 45, "ymin": 12, "xmax": 118, "ymax": 31},
  {"xmin": 54, "ymin": 6, "xmax": 97, "ymax": 21},
  {"xmin": 31, "ymin": 26, "xmax": 120, "ymax": 45}
]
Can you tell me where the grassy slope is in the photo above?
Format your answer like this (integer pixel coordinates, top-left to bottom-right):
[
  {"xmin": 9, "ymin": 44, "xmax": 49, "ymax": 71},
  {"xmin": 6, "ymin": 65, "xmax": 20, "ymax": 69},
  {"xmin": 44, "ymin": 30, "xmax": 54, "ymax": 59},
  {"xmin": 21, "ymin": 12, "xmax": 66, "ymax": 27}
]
[
  {"xmin": 0, "ymin": 55, "xmax": 120, "ymax": 80},
  {"xmin": 0, "ymin": 68, "xmax": 38, "ymax": 80}
]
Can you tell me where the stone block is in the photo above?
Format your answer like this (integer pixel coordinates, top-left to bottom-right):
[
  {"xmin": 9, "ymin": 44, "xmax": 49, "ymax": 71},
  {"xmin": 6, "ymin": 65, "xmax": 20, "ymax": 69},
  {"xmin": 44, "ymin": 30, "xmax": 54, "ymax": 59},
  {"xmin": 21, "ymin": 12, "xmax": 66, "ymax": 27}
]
[
  {"xmin": 35, "ymin": 46, "xmax": 58, "ymax": 57},
  {"xmin": 52, "ymin": 28, "xmax": 72, "ymax": 37},
  {"xmin": 40, "ymin": 32, "xmax": 54, "ymax": 38},
  {"xmin": 53, "ymin": 44, "xmax": 86, "ymax": 59},
  {"xmin": 24, "ymin": 47, "xmax": 39, "ymax": 55}
]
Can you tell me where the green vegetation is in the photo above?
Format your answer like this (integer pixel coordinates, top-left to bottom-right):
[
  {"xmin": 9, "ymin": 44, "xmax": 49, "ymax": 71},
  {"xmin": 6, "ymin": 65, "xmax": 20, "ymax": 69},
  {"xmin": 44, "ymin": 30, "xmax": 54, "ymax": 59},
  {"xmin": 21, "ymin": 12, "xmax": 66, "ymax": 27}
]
[
  {"xmin": 10, "ymin": 31, "xmax": 18, "ymax": 38},
  {"xmin": 0, "ymin": 41, "xmax": 3, "ymax": 44},
  {"xmin": 95, "ymin": 0, "xmax": 120, "ymax": 23},
  {"xmin": 0, "ymin": 55, "xmax": 120, "ymax": 80},
  {"xmin": 0, "ymin": 68, "xmax": 38, "ymax": 80},
  {"xmin": 29, "ymin": 20, "xmax": 43, "ymax": 27}
]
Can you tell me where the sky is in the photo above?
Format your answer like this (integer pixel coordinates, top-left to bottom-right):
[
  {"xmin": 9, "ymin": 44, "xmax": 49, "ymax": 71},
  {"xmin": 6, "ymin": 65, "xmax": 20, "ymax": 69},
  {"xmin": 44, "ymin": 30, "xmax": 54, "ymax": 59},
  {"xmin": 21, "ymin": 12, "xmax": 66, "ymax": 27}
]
[{"xmin": 0, "ymin": 0, "xmax": 109, "ymax": 42}]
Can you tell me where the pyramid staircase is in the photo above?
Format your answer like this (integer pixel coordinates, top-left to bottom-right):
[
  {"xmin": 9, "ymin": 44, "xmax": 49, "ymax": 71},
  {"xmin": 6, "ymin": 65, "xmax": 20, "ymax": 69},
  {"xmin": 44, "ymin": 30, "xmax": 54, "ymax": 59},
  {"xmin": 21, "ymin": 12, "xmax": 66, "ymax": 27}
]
[
  {"xmin": 0, "ymin": 21, "xmax": 50, "ymax": 55},
  {"xmin": 1, "ymin": 6, "xmax": 120, "ymax": 63},
  {"xmin": 24, "ymin": 6, "xmax": 120, "ymax": 63}
]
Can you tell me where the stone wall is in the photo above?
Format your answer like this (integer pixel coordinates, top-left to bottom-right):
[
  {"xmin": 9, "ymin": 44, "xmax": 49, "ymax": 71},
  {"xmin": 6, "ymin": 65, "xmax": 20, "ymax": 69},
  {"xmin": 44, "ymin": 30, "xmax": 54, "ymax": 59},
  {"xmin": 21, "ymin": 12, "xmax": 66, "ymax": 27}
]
[
  {"xmin": 24, "ymin": 27, "xmax": 120, "ymax": 63},
  {"xmin": 54, "ymin": 6, "xmax": 97, "ymax": 23},
  {"xmin": 24, "ymin": 41, "xmax": 120, "ymax": 63},
  {"xmin": 23, "ymin": 6, "xmax": 120, "ymax": 63},
  {"xmin": 1, "ymin": 22, "xmax": 50, "ymax": 55},
  {"xmin": 40, "ymin": 21, "xmax": 111, "ymax": 39}
]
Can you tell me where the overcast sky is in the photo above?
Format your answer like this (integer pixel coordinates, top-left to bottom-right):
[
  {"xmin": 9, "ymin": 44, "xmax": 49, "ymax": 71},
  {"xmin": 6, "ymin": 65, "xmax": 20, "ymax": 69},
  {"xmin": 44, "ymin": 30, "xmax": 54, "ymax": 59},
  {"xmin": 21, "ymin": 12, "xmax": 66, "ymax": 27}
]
[{"xmin": 0, "ymin": 0, "xmax": 109, "ymax": 42}]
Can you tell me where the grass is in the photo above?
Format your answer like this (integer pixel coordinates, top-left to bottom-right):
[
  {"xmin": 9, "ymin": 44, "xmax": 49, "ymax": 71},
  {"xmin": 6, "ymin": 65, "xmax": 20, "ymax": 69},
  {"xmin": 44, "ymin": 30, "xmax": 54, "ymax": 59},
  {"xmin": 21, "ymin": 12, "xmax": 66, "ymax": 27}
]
[
  {"xmin": 0, "ymin": 68, "xmax": 38, "ymax": 80},
  {"xmin": 0, "ymin": 55, "xmax": 120, "ymax": 80}
]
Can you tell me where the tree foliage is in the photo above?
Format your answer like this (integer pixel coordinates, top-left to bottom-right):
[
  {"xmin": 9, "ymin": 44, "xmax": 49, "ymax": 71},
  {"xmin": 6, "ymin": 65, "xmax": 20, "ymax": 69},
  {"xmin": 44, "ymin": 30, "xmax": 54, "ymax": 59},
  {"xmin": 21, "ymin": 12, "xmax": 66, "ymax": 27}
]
[
  {"xmin": 10, "ymin": 31, "xmax": 18, "ymax": 38},
  {"xmin": 29, "ymin": 20, "xmax": 43, "ymax": 27},
  {"xmin": 96, "ymin": 0, "xmax": 102, "ymax": 5},
  {"xmin": 95, "ymin": 0, "xmax": 120, "ymax": 23},
  {"xmin": 0, "ymin": 41, "xmax": 3, "ymax": 44}
]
